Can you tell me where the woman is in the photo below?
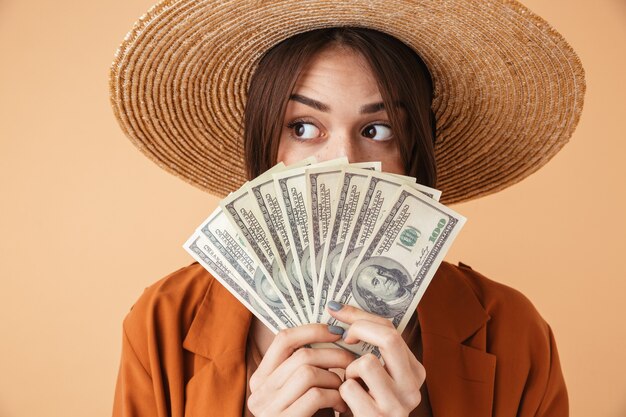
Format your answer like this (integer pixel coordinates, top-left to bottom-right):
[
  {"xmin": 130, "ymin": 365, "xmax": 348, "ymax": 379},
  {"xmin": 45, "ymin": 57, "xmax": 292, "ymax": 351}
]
[{"xmin": 109, "ymin": 2, "xmax": 585, "ymax": 416}]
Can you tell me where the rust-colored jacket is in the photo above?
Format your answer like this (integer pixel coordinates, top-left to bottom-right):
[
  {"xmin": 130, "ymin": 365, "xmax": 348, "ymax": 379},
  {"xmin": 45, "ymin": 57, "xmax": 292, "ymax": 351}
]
[{"xmin": 113, "ymin": 261, "xmax": 568, "ymax": 417}]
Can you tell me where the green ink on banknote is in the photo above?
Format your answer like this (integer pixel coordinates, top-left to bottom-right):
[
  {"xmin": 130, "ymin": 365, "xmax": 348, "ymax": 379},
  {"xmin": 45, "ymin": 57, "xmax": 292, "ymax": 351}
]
[
  {"xmin": 397, "ymin": 226, "xmax": 421, "ymax": 251},
  {"xmin": 429, "ymin": 218, "xmax": 447, "ymax": 243}
]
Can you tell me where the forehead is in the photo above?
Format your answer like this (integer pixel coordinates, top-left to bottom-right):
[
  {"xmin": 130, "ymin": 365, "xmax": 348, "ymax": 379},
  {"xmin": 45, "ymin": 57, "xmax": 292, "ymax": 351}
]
[
  {"xmin": 358, "ymin": 266, "xmax": 380, "ymax": 279},
  {"xmin": 292, "ymin": 45, "xmax": 382, "ymax": 98}
]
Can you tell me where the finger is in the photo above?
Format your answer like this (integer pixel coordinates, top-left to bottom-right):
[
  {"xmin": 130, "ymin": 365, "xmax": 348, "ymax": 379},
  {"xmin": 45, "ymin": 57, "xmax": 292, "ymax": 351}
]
[
  {"xmin": 282, "ymin": 388, "xmax": 348, "ymax": 416},
  {"xmin": 268, "ymin": 366, "xmax": 343, "ymax": 412},
  {"xmin": 339, "ymin": 378, "xmax": 377, "ymax": 417},
  {"xmin": 344, "ymin": 353, "xmax": 397, "ymax": 405},
  {"xmin": 270, "ymin": 347, "xmax": 355, "ymax": 389},
  {"xmin": 251, "ymin": 324, "xmax": 343, "ymax": 389},
  {"xmin": 342, "ymin": 319, "xmax": 420, "ymax": 385},
  {"xmin": 343, "ymin": 361, "xmax": 419, "ymax": 416},
  {"xmin": 327, "ymin": 301, "xmax": 394, "ymax": 327},
  {"xmin": 248, "ymin": 365, "xmax": 343, "ymax": 415},
  {"xmin": 255, "ymin": 348, "xmax": 353, "ymax": 403}
]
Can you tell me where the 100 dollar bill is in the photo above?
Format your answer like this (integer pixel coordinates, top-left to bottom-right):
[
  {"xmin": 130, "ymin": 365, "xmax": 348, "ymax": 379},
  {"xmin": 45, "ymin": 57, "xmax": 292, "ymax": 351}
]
[
  {"xmin": 221, "ymin": 171, "xmax": 309, "ymax": 324},
  {"xmin": 322, "ymin": 170, "xmax": 437, "ymax": 323},
  {"xmin": 184, "ymin": 234, "xmax": 282, "ymax": 333},
  {"xmin": 272, "ymin": 157, "xmax": 348, "ymax": 320},
  {"xmin": 306, "ymin": 163, "xmax": 381, "ymax": 322},
  {"xmin": 197, "ymin": 207, "xmax": 301, "ymax": 327},
  {"xmin": 329, "ymin": 184, "xmax": 466, "ymax": 356},
  {"xmin": 312, "ymin": 167, "xmax": 374, "ymax": 322}
]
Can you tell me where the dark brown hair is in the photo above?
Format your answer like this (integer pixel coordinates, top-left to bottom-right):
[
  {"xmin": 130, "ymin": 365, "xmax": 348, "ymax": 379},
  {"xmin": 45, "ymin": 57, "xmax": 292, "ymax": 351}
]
[{"xmin": 243, "ymin": 27, "xmax": 437, "ymax": 187}]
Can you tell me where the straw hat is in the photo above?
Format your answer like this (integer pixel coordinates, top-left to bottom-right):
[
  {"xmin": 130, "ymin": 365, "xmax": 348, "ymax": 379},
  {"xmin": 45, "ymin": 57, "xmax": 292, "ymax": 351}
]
[{"xmin": 109, "ymin": 0, "xmax": 585, "ymax": 204}]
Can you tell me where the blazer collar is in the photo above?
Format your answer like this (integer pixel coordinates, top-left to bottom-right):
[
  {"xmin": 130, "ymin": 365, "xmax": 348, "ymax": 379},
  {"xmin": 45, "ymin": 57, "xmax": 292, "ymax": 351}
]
[
  {"xmin": 418, "ymin": 261, "xmax": 491, "ymax": 343},
  {"xmin": 183, "ymin": 276, "xmax": 252, "ymax": 360},
  {"xmin": 183, "ymin": 262, "xmax": 495, "ymax": 417},
  {"xmin": 417, "ymin": 262, "xmax": 496, "ymax": 417}
]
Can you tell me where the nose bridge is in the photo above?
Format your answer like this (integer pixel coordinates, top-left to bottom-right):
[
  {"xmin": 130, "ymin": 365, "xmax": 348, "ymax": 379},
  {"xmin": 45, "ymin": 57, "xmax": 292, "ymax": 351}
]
[
  {"xmin": 324, "ymin": 126, "xmax": 357, "ymax": 161},
  {"xmin": 335, "ymin": 129, "xmax": 354, "ymax": 156}
]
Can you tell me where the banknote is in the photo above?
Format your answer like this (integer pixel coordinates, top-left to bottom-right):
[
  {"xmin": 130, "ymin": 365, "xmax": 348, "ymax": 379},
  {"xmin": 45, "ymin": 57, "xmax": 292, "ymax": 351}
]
[
  {"xmin": 245, "ymin": 159, "xmax": 319, "ymax": 322},
  {"xmin": 306, "ymin": 166, "xmax": 344, "ymax": 294},
  {"xmin": 390, "ymin": 174, "xmax": 442, "ymax": 201},
  {"xmin": 329, "ymin": 184, "xmax": 466, "ymax": 356},
  {"xmin": 306, "ymin": 162, "xmax": 381, "ymax": 291},
  {"xmin": 185, "ymin": 158, "xmax": 463, "ymax": 359},
  {"xmin": 196, "ymin": 207, "xmax": 301, "ymax": 327},
  {"xmin": 184, "ymin": 234, "xmax": 282, "ymax": 333},
  {"xmin": 272, "ymin": 157, "xmax": 349, "ymax": 320},
  {"xmin": 220, "ymin": 171, "xmax": 309, "ymax": 324},
  {"xmin": 321, "ymin": 170, "xmax": 425, "ymax": 323},
  {"xmin": 310, "ymin": 166, "xmax": 378, "ymax": 322}
]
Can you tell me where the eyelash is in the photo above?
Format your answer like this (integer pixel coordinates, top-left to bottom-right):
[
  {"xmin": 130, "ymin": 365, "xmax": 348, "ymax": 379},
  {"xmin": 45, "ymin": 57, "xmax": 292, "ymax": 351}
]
[
  {"xmin": 285, "ymin": 118, "xmax": 311, "ymax": 131},
  {"xmin": 285, "ymin": 118, "xmax": 393, "ymax": 141}
]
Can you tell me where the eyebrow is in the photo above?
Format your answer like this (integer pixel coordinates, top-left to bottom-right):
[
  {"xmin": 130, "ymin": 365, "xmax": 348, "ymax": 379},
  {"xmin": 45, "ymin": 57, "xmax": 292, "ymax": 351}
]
[{"xmin": 289, "ymin": 94, "xmax": 402, "ymax": 114}]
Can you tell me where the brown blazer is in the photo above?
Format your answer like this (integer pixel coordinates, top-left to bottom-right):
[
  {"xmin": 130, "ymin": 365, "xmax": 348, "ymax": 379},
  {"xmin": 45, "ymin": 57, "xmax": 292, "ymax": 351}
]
[{"xmin": 113, "ymin": 261, "xmax": 568, "ymax": 417}]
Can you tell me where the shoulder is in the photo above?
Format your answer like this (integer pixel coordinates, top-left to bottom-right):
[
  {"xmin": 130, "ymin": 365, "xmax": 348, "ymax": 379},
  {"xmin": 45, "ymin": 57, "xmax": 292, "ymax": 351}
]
[
  {"xmin": 435, "ymin": 261, "xmax": 558, "ymax": 370},
  {"xmin": 440, "ymin": 260, "xmax": 549, "ymax": 331},
  {"xmin": 430, "ymin": 261, "xmax": 556, "ymax": 362},
  {"xmin": 125, "ymin": 262, "xmax": 213, "ymax": 323},
  {"xmin": 121, "ymin": 262, "xmax": 215, "ymax": 359}
]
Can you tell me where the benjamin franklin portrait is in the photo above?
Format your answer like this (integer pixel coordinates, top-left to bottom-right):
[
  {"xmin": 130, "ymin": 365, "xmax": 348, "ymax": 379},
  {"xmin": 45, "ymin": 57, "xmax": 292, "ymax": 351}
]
[{"xmin": 351, "ymin": 257, "xmax": 414, "ymax": 318}]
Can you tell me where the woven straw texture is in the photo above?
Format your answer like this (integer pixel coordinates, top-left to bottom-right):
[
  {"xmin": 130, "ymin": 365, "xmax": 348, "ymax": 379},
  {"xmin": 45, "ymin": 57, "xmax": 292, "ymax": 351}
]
[{"xmin": 109, "ymin": 0, "xmax": 586, "ymax": 204}]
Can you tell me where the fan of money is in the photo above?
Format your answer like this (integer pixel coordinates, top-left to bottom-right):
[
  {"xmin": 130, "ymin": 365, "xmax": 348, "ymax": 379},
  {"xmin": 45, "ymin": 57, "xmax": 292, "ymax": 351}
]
[{"xmin": 184, "ymin": 157, "xmax": 466, "ymax": 356}]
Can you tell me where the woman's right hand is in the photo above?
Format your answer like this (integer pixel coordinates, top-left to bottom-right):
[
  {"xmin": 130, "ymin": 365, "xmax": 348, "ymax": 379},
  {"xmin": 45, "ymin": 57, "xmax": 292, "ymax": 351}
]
[{"xmin": 247, "ymin": 324, "xmax": 356, "ymax": 417}]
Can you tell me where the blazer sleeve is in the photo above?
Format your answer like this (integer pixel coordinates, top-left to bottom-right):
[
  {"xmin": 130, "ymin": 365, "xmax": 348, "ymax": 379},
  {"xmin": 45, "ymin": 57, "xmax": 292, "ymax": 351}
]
[
  {"xmin": 513, "ymin": 318, "xmax": 568, "ymax": 417},
  {"xmin": 534, "ymin": 324, "xmax": 568, "ymax": 416}
]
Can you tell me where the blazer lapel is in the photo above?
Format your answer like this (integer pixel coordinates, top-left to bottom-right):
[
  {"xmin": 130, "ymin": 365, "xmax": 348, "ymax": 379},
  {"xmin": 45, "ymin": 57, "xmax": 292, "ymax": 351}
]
[
  {"xmin": 182, "ymin": 278, "xmax": 253, "ymax": 417},
  {"xmin": 418, "ymin": 263, "xmax": 496, "ymax": 417}
]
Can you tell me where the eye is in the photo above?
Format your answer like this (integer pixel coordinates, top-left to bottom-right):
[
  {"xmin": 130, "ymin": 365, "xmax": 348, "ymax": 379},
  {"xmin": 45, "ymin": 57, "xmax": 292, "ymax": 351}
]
[
  {"xmin": 287, "ymin": 121, "xmax": 321, "ymax": 140},
  {"xmin": 362, "ymin": 124, "xmax": 393, "ymax": 141}
]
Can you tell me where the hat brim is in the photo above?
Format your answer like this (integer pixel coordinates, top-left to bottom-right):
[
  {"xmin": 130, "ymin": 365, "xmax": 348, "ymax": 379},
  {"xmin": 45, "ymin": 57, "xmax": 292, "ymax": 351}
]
[{"xmin": 109, "ymin": 0, "xmax": 585, "ymax": 204}]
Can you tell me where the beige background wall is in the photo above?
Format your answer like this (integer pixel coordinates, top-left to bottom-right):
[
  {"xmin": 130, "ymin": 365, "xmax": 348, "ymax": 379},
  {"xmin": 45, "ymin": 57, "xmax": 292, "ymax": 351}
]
[{"xmin": 1, "ymin": 0, "xmax": 624, "ymax": 416}]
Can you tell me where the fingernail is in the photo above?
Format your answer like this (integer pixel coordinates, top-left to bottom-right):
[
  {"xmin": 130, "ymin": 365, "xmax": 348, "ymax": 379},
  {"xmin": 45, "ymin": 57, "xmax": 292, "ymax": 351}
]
[
  {"xmin": 341, "ymin": 329, "xmax": 349, "ymax": 340},
  {"xmin": 328, "ymin": 301, "xmax": 344, "ymax": 311},
  {"xmin": 328, "ymin": 325, "xmax": 345, "ymax": 336}
]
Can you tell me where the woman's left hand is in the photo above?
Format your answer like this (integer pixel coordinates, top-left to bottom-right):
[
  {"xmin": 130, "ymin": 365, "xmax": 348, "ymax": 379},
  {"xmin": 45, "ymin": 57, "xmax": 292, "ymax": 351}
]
[{"xmin": 327, "ymin": 302, "xmax": 426, "ymax": 417}]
